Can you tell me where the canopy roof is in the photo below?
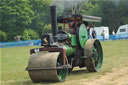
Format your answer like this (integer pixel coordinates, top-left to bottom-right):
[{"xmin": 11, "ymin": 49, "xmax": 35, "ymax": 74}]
[{"xmin": 57, "ymin": 14, "xmax": 102, "ymax": 23}]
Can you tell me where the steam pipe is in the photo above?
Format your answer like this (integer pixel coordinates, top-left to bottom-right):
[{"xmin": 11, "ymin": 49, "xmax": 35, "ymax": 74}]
[{"xmin": 50, "ymin": 5, "xmax": 57, "ymax": 42}]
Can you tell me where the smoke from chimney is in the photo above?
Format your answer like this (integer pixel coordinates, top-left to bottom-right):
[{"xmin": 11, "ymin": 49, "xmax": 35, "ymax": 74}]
[{"xmin": 51, "ymin": 0, "xmax": 89, "ymax": 15}]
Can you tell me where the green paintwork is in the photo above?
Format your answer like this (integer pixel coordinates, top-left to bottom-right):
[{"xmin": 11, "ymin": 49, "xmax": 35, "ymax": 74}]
[
  {"xmin": 79, "ymin": 24, "xmax": 88, "ymax": 48},
  {"xmin": 57, "ymin": 54, "xmax": 68, "ymax": 81},
  {"xmin": 93, "ymin": 40, "xmax": 103, "ymax": 71},
  {"xmin": 71, "ymin": 35, "xmax": 77, "ymax": 46},
  {"xmin": 64, "ymin": 45, "xmax": 76, "ymax": 56},
  {"xmin": 67, "ymin": 33, "xmax": 72, "ymax": 39}
]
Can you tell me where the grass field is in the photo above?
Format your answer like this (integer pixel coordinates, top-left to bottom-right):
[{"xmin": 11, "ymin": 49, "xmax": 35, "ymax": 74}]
[{"xmin": 1, "ymin": 40, "xmax": 128, "ymax": 85}]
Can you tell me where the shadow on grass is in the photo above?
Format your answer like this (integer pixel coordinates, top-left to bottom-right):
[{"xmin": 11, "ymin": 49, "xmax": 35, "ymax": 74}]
[
  {"xmin": 69, "ymin": 69, "xmax": 89, "ymax": 75},
  {"xmin": 22, "ymin": 80, "xmax": 57, "ymax": 85}
]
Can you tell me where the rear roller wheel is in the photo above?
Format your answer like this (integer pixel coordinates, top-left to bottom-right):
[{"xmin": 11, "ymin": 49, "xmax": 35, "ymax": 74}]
[
  {"xmin": 27, "ymin": 52, "xmax": 68, "ymax": 82},
  {"xmin": 84, "ymin": 39, "xmax": 103, "ymax": 72}
]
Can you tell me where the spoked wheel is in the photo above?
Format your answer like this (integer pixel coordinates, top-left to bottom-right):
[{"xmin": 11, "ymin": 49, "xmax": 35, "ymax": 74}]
[
  {"xmin": 27, "ymin": 52, "xmax": 68, "ymax": 82},
  {"xmin": 84, "ymin": 39, "xmax": 103, "ymax": 72},
  {"xmin": 56, "ymin": 55, "xmax": 68, "ymax": 81}
]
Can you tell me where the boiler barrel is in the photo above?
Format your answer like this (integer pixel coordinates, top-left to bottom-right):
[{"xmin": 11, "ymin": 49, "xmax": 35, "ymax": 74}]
[{"xmin": 64, "ymin": 45, "xmax": 76, "ymax": 56}]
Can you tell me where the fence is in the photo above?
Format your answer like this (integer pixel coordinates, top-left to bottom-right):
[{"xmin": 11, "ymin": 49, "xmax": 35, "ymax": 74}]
[
  {"xmin": 0, "ymin": 33, "xmax": 128, "ymax": 48},
  {"xmin": 0, "ymin": 40, "xmax": 41, "ymax": 48},
  {"xmin": 97, "ymin": 33, "xmax": 128, "ymax": 40}
]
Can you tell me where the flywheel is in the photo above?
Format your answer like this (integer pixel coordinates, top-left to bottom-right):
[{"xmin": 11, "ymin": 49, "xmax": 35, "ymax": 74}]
[{"xmin": 76, "ymin": 24, "xmax": 88, "ymax": 49}]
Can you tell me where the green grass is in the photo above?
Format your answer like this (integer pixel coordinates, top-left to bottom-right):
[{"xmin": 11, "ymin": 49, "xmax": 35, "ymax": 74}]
[
  {"xmin": 1, "ymin": 46, "xmax": 40, "ymax": 85},
  {"xmin": 0, "ymin": 48, "xmax": 1, "ymax": 85},
  {"xmin": 1, "ymin": 40, "xmax": 128, "ymax": 85}
]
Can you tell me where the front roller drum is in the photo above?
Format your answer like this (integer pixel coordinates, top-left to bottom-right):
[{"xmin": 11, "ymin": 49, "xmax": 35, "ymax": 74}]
[
  {"xmin": 27, "ymin": 52, "xmax": 68, "ymax": 82},
  {"xmin": 84, "ymin": 39, "xmax": 103, "ymax": 72}
]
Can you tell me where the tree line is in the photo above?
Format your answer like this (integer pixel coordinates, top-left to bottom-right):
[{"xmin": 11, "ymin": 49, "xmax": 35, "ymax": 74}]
[{"xmin": 0, "ymin": 0, "xmax": 128, "ymax": 42}]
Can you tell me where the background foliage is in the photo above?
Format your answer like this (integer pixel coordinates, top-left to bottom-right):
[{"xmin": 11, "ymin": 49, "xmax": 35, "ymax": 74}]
[
  {"xmin": 0, "ymin": 30, "xmax": 7, "ymax": 41},
  {"xmin": 0, "ymin": 0, "xmax": 128, "ymax": 42},
  {"xmin": 22, "ymin": 29, "xmax": 39, "ymax": 40}
]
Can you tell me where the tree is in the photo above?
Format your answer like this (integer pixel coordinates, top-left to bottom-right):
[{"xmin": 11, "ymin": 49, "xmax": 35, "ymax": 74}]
[
  {"xmin": 98, "ymin": 0, "xmax": 128, "ymax": 33},
  {"xmin": 29, "ymin": 0, "xmax": 52, "ymax": 34},
  {"xmin": 22, "ymin": 29, "xmax": 39, "ymax": 40},
  {"xmin": 0, "ymin": 30, "xmax": 7, "ymax": 42},
  {"xmin": 80, "ymin": 0, "xmax": 100, "ymax": 15},
  {"xmin": 0, "ymin": 0, "xmax": 34, "ymax": 41},
  {"xmin": 80, "ymin": 0, "xmax": 128, "ymax": 33}
]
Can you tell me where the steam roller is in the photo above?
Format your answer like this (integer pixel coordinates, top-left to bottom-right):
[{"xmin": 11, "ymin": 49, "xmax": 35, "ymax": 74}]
[{"xmin": 26, "ymin": 5, "xmax": 103, "ymax": 82}]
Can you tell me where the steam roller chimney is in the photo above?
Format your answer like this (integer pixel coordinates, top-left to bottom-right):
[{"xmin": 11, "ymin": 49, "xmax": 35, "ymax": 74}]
[{"xmin": 50, "ymin": 5, "xmax": 57, "ymax": 42}]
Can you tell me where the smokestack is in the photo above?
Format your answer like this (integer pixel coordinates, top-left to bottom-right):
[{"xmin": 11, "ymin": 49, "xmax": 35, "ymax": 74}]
[{"xmin": 50, "ymin": 5, "xmax": 57, "ymax": 42}]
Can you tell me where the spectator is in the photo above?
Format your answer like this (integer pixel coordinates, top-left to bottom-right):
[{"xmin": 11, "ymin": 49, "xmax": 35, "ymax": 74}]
[
  {"xmin": 92, "ymin": 28, "xmax": 96, "ymax": 39},
  {"xmin": 83, "ymin": 21, "xmax": 90, "ymax": 38},
  {"xmin": 112, "ymin": 30, "xmax": 116, "ymax": 40},
  {"xmin": 112, "ymin": 30, "xmax": 115, "ymax": 35},
  {"xmin": 101, "ymin": 30, "xmax": 105, "ymax": 41},
  {"xmin": 14, "ymin": 35, "xmax": 21, "ymax": 41},
  {"xmin": 29, "ymin": 42, "xmax": 33, "ymax": 46}
]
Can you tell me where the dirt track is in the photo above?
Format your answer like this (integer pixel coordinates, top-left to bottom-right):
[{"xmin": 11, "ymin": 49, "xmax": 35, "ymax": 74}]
[{"xmin": 63, "ymin": 67, "xmax": 128, "ymax": 85}]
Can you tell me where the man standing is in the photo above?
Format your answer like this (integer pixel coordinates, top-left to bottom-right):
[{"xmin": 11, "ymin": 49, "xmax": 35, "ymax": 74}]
[
  {"xmin": 112, "ymin": 30, "xmax": 116, "ymax": 40},
  {"xmin": 101, "ymin": 30, "xmax": 105, "ymax": 41},
  {"xmin": 92, "ymin": 28, "xmax": 96, "ymax": 39},
  {"xmin": 83, "ymin": 21, "xmax": 90, "ymax": 39}
]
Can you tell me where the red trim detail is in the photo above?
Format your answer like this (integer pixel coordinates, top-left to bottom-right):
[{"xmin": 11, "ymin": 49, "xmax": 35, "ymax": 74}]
[{"xmin": 63, "ymin": 48, "xmax": 66, "ymax": 65}]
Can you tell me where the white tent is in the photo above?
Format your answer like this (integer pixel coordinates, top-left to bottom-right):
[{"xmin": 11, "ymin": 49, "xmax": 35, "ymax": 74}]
[
  {"xmin": 90, "ymin": 26, "xmax": 109, "ymax": 39},
  {"xmin": 116, "ymin": 24, "xmax": 128, "ymax": 34}
]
